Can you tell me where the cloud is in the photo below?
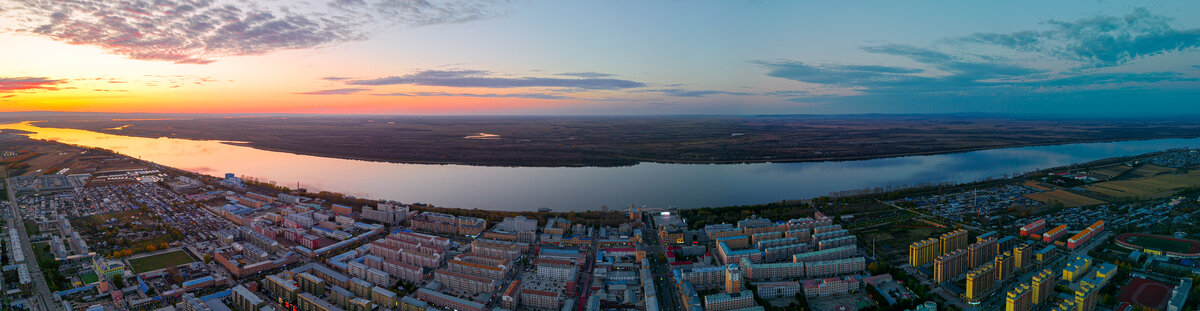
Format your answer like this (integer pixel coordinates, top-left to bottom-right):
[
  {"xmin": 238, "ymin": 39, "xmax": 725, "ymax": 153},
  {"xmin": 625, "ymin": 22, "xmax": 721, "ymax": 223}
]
[
  {"xmin": 2, "ymin": 95, "xmax": 16, "ymax": 98},
  {"xmin": 8, "ymin": 0, "xmax": 504, "ymax": 64},
  {"xmin": 754, "ymin": 9, "xmax": 1200, "ymax": 114},
  {"xmin": 962, "ymin": 8, "xmax": 1200, "ymax": 67},
  {"xmin": 554, "ymin": 72, "xmax": 616, "ymax": 78},
  {"xmin": 321, "ymin": 76, "xmax": 353, "ymax": 81},
  {"xmin": 348, "ymin": 70, "xmax": 646, "ymax": 90},
  {"xmin": 296, "ymin": 88, "xmax": 370, "ymax": 95},
  {"xmin": 0, "ymin": 77, "xmax": 68, "ymax": 92},
  {"xmin": 640, "ymin": 89, "xmax": 753, "ymax": 97},
  {"xmin": 371, "ymin": 91, "xmax": 571, "ymax": 99}
]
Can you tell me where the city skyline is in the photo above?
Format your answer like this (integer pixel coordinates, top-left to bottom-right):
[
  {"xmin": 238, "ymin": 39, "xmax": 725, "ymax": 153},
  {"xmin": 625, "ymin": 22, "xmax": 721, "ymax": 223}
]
[{"xmin": 1, "ymin": 1, "xmax": 1198, "ymax": 115}]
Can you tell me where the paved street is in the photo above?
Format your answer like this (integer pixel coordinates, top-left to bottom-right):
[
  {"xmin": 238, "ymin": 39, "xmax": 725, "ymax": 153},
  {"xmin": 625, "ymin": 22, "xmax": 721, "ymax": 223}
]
[
  {"xmin": 643, "ymin": 214, "xmax": 682, "ymax": 311},
  {"xmin": 6, "ymin": 178, "xmax": 57, "ymax": 311}
]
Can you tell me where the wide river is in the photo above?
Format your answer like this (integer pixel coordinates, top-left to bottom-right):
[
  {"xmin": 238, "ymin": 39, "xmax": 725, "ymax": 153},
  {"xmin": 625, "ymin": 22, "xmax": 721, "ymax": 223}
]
[{"xmin": 3, "ymin": 121, "xmax": 1199, "ymax": 211}]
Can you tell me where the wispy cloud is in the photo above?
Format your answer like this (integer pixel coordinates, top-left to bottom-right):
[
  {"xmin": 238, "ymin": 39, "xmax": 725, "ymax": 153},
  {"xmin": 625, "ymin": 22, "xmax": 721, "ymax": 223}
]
[
  {"xmin": 371, "ymin": 91, "xmax": 571, "ymax": 99},
  {"xmin": 755, "ymin": 8, "xmax": 1200, "ymax": 113},
  {"xmin": 639, "ymin": 89, "xmax": 753, "ymax": 97},
  {"xmin": 6, "ymin": 0, "xmax": 505, "ymax": 64},
  {"xmin": 0, "ymin": 77, "xmax": 68, "ymax": 92},
  {"xmin": 962, "ymin": 8, "xmax": 1200, "ymax": 67},
  {"xmin": 296, "ymin": 88, "xmax": 370, "ymax": 95},
  {"xmin": 348, "ymin": 70, "xmax": 646, "ymax": 90},
  {"xmin": 554, "ymin": 72, "xmax": 615, "ymax": 78},
  {"xmin": 321, "ymin": 76, "xmax": 354, "ymax": 81}
]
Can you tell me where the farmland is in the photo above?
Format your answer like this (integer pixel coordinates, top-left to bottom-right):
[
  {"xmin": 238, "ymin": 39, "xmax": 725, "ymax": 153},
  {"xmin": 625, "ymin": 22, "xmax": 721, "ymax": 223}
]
[{"xmin": 1083, "ymin": 172, "xmax": 1200, "ymax": 200}]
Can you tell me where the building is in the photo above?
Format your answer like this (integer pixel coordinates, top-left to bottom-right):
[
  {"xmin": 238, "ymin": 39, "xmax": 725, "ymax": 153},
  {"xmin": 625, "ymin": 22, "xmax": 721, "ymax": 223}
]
[
  {"xmin": 1006, "ymin": 284, "xmax": 1032, "ymax": 311},
  {"xmin": 1062, "ymin": 256, "xmax": 1093, "ymax": 283},
  {"xmin": 1042, "ymin": 225, "xmax": 1068, "ymax": 243},
  {"xmin": 933, "ymin": 249, "xmax": 968, "ymax": 283},
  {"xmin": 994, "ymin": 252, "xmax": 1014, "ymax": 281},
  {"xmin": 1074, "ymin": 283, "xmax": 1099, "ymax": 311},
  {"xmin": 1013, "ymin": 244, "xmax": 1033, "ymax": 270},
  {"xmin": 803, "ymin": 257, "xmax": 866, "ymax": 279},
  {"xmin": 361, "ymin": 203, "xmax": 409, "ymax": 225},
  {"xmin": 434, "ymin": 270, "xmax": 497, "ymax": 296},
  {"xmin": 230, "ymin": 285, "xmax": 267, "ymax": 311},
  {"xmin": 703, "ymin": 290, "xmax": 755, "ymax": 311},
  {"xmin": 521, "ymin": 289, "xmax": 562, "ymax": 311},
  {"xmin": 800, "ymin": 276, "xmax": 860, "ymax": 297},
  {"xmin": 966, "ymin": 262, "xmax": 997, "ymax": 302},
  {"xmin": 1020, "ymin": 219, "xmax": 1046, "ymax": 237},
  {"xmin": 1031, "ymin": 269, "xmax": 1057, "ymax": 306},
  {"xmin": 416, "ymin": 288, "xmax": 486, "ymax": 311},
  {"xmin": 968, "ymin": 238, "xmax": 997, "ymax": 269},
  {"xmin": 497, "ymin": 216, "xmax": 538, "ymax": 233},
  {"xmin": 1067, "ymin": 221, "xmax": 1104, "ymax": 250},
  {"xmin": 725, "ymin": 265, "xmax": 743, "ymax": 294},
  {"xmin": 909, "ymin": 238, "xmax": 940, "ymax": 267},
  {"xmin": 754, "ymin": 281, "xmax": 800, "ymax": 299},
  {"xmin": 940, "ymin": 229, "xmax": 969, "ymax": 254}
]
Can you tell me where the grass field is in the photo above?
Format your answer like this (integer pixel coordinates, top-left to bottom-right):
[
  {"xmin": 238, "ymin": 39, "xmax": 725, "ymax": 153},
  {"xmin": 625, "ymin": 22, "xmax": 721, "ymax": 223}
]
[
  {"xmin": 1024, "ymin": 190, "xmax": 1106, "ymax": 207},
  {"xmin": 1083, "ymin": 172, "xmax": 1200, "ymax": 199},
  {"xmin": 80, "ymin": 272, "xmax": 99, "ymax": 284},
  {"xmin": 856, "ymin": 218, "xmax": 951, "ymax": 264},
  {"xmin": 127, "ymin": 249, "xmax": 197, "ymax": 273},
  {"xmin": 1123, "ymin": 164, "xmax": 1176, "ymax": 179},
  {"xmin": 1090, "ymin": 164, "xmax": 1134, "ymax": 180}
]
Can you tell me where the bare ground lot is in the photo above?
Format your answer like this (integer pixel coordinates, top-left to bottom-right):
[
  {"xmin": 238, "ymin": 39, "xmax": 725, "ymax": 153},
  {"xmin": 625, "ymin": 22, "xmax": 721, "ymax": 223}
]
[
  {"xmin": 1024, "ymin": 189, "xmax": 1107, "ymax": 207},
  {"xmin": 15, "ymin": 113, "xmax": 1200, "ymax": 167}
]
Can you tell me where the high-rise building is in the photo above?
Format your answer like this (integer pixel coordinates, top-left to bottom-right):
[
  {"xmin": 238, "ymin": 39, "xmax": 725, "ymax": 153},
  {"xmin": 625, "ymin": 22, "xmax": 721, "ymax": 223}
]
[
  {"xmin": 909, "ymin": 238, "xmax": 940, "ymax": 267},
  {"xmin": 934, "ymin": 249, "xmax": 967, "ymax": 283},
  {"xmin": 724, "ymin": 265, "xmax": 743, "ymax": 294},
  {"xmin": 1013, "ymin": 244, "xmax": 1033, "ymax": 270},
  {"xmin": 1074, "ymin": 283, "xmax": 1098, "ymax": 311},
  {"xmin": 966, "ymin": 262, "xmax": 997, "ymax": 302},
  {"xmin": 1031, "ymin": 269, "xmax": 1057, "ymax": 306},
  {"xmin": 968, "ymin": 237, "xmax": 997, "ymax": 268},
  {"xmin": 995, "ymin": 251, "xmax": 1014, "ymax": 281},
  {"xmin": 940, "ymin": 229, "xmax": 969, "ymax": 254},
  {"xmin": 1006, "ymin": 283, "xmax": 1033, "ymax": 311}
]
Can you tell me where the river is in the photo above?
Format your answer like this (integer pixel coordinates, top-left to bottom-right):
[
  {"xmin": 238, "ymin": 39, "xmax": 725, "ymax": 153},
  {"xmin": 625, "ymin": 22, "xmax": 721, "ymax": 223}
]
[{"xmin": 3, "ymin": 121, "xmax": 1198, "ymax": 211}]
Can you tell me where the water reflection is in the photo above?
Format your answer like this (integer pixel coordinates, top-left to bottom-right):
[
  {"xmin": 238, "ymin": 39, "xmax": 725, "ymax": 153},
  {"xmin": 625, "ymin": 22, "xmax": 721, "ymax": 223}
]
[{"xmin": 2, "ymin": 121, "xmax": 1198, "ymax": 211}]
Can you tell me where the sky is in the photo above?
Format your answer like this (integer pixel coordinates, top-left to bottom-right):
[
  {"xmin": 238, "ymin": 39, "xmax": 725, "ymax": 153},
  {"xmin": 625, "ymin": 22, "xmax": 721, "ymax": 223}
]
[{"xmin": 0, "ymin": 1, "xmax": 1199, "ymax": 115}]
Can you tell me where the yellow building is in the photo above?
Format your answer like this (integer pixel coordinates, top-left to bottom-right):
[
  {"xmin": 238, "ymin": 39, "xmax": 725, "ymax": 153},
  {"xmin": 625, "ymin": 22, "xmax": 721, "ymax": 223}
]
[
  {"xmin": 1006, "ymin": 283, "xmax": 1033, "ymax": 311},
  {"xmin": 1031, "ymin": 269, "xmax": 1057, "ymax": 306},
  {"xmin": 1013, "ymin": 244, "xmax": 1033, "ymax": 270},
  {"xmin": 940, "ymin": 229, "xmax": 969, "ymax": 254},
  {"xmin": 934, "ymin": 249, "xmax": 967, "ymax": 283},
  {"xmin": 909, "ymin": 238, "xmax": 940, "ymax": 267},
  {"xmin": 966, "ymin": 262, "xmax": 997, "ymax": 302},
  {"xmin": 995, "ymin": 251, "xmax": 1014, "ymax": 281},
  {"xmin": 1074, "ymin": 283, "xmax": 1098, "ymax": 311},
  {"xmin": 1062, "ymin": 256, "xmax": 1093, "ymax": 282}
]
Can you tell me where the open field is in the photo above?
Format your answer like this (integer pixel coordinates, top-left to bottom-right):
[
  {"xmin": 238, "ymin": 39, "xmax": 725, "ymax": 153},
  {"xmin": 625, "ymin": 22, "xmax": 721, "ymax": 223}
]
[
  {"xmin": 1089, "ymin": 164, "xmax": 1134, "ymax": 180},
  {"xmin": 855, "ymin": 218, "xmax": 951, "ymax": 263},
  {"xmin": 1082, "ymin": 172, "xmax": 1200, "ymax": 199},
  {"xmin": 127, "ymin": 249, "xmax": 197, "ymax": 273},
  {"xmin": 1024, "ymin": 190, "xmax": 1106, "ymax": 207},
  {"xmin": 15, "ymin": 113, "xmax": 1200, "ymax": 167},
  {"xmin": 1122, "ymin": 164, "xmax": 1176, "ymax": 179}
]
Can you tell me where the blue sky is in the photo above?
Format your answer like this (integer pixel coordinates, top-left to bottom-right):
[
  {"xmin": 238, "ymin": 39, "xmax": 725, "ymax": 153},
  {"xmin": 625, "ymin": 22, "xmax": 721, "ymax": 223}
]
[{"xmin": 1, "ymin": 0, "xmax": 1198, "ymax": 115}]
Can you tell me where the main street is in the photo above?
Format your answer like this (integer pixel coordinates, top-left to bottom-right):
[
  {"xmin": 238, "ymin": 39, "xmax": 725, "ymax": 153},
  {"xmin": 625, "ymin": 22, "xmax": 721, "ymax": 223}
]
[
  {"xmin": 5, "ymin": 178, "xmax": 57, "ymax": 311},
  {"xmin": 643, "ymin": 213, "xmax": 682, "ymax": 311}
]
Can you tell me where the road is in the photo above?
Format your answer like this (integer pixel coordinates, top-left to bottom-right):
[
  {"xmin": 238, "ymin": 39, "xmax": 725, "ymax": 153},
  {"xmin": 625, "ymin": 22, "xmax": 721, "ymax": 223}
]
[
  {"xmin": 643, "ymin": 213, "xmax": 682, "ymax": 311},
  {"xmin": 5, "ymin": 178, "xmax": 57, "ymax": 311}
]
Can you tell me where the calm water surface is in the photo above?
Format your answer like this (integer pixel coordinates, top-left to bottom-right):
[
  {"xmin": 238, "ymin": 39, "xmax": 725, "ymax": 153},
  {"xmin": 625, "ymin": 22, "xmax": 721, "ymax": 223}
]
[{"xmin": 4, "ymin": 122, "xmax": 1198, "ymax": 211}]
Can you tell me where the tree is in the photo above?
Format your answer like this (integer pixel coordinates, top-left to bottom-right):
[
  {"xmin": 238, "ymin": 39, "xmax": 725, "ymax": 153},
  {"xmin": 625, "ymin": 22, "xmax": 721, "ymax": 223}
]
[{"xmin": 111, "ymin": 275, "xmax": 126, "ymax": 289}]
